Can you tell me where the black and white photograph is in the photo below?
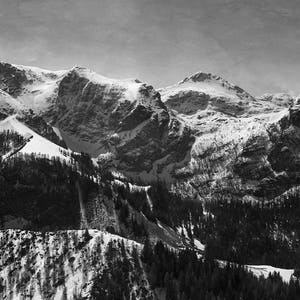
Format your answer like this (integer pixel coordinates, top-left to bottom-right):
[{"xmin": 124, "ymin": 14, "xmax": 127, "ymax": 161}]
[{"xmin": 1, "ymin": 0, "xmax": 300, "ymax": 299}]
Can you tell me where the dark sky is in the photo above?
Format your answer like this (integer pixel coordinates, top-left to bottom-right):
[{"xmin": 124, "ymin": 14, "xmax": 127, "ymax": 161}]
[{"xmin": 0, "ymin": 0, "xmax": 300, "ymax": 95}]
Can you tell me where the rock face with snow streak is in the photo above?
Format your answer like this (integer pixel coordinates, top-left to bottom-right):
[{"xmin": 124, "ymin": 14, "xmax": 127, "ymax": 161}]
[{"xmin": 50, "ymin": 67, "xmax": 194, "ymax": 173}]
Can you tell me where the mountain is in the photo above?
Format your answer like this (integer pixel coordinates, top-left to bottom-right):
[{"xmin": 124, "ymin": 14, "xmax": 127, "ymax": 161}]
[
  {"xmin": 0, "ymin": 62, "xmax": 194, "ymax": 180},
  {"xmin": 1, "ymin": 62, "xmax": 300, "ymax": 299},
  {"xmin": 160, "ymin": 71, "xmax": 255, "ymax": 116},
  {"xmin": 160, "ymin": 71, "xmax": 291, "ymax": 117},
  {"xmin": 160, "ymin": 71, "xmax": 300, "ymax": 203}
]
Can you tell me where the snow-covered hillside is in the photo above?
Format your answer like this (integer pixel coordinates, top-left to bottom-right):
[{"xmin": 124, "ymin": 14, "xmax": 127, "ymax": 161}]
[
  {"xmin": 162, "ymin": 71, "xmax": 254, "ymax": 99},
  {"xmin": 0, "ymin": 115, "xmax": 69, "ymax": 161},
  {"xmin": 0, "ymin": 229, "xmax": 153, "ymax": 300}
]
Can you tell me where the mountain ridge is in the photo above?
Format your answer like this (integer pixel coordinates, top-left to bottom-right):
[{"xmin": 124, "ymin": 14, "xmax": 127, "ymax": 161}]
[{"xmin": 1, "ymin": 61, "xmax": 300, "ymax": 299}]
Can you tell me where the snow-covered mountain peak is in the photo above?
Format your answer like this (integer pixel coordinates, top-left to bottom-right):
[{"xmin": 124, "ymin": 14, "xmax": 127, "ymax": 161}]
[
  {"xmin": 180, "ymin": 70, "xmax": 248, "ymax": 92},
  {"xmin": 62, "ymin": 65, "xmax": 160, "ymax": 108},
  {"xmin": 0, "ymin": 62, "xmax": 194, "ymax": 180},
  {"xmin": 172, "ymin": 70, "xmax": 255, "ymax": 101},
  {"xmin": 13, "ymin": 63, "xmax": 67, "ymax": 80},
  {"xmin": 160, "ymin": 70, "xmax": 257, "ymax": 118},
  {"xmin": 70, "ymin": 65, "xmax": 141, "ymax": 83},
  {"xmin": 69, "ymin": 65, "xmax": 116, "ymax": 84},
  {"xmin": 180, "ymin": 70, "xmax": 222, "ymax": 83},
  {"xmin": 0, "ymin": 62, "xmax": 158, "ymax": 117}
]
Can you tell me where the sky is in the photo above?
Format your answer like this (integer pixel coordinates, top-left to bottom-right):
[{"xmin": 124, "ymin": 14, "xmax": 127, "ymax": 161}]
[{"xmin": 0, "ymin": 0, "xmax": 300, "ymax": 96}]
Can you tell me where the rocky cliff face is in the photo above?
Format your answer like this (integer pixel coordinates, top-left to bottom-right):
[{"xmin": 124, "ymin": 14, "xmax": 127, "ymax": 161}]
[
  {"xmin": 0, "ymin": 63, "xmax": 29, "ymax": 97},
  {"xmin": 50, "ymin": 67, "xmax": 194, "ymax": 175},
  {"xmin": 0, "ymin": 63, "xmax": 194, "ymax": 179}
]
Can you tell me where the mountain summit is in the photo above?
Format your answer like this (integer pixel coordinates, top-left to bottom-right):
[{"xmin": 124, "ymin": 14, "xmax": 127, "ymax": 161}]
[{"xmin": 0, "ymin": 62, "xmax": 194, "ymax": 179}]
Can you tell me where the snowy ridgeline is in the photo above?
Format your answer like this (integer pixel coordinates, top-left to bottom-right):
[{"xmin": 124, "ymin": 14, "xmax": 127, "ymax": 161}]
[{"xmin": 0, "ymin": 229, "xmax": 153, "ymax": 300}]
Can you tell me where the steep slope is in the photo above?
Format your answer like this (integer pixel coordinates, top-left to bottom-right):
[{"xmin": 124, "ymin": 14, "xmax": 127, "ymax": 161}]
[
  {"xmin": 0, "ymin": 115, "xmax": 68, "ymax": 161},
  {"xmin": 160, "ymin": 71, "xmax": 256, "ymax": 117},
  {"xmin": 51, "ymin": 67, "xmax": 194, "ymax": 177},
  {"xmin": 160, "ymin": 71, "xmax": 300, "ymax": 203},
  {"xmin": 0, "ymin": 63, "xmax": 194, "ymax": 180},
  {"xmin": 0, "ymin": 89, "xmax": 26, "ymax": 119},
  {"xmin": 0, "ymin": 62, "xmax": 65, "ymax": 114},
  {"xmin": 0, "ymin": 64, "xmax": 67, "ymax": 147},
  {"xmin": 0, "ymin": 229, "xmax": 154, "ymax": 300}
]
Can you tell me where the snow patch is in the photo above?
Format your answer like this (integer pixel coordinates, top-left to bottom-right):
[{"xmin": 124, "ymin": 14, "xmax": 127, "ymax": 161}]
[{"xmin": 246, "ymin": 265, "xmax": 294, "ymax": 283}]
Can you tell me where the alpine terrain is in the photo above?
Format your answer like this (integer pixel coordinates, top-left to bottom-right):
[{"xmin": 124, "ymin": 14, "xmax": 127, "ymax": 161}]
[{"xmin": 1, "ymin": 62, "xmax": 300, "ymax": 299}]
